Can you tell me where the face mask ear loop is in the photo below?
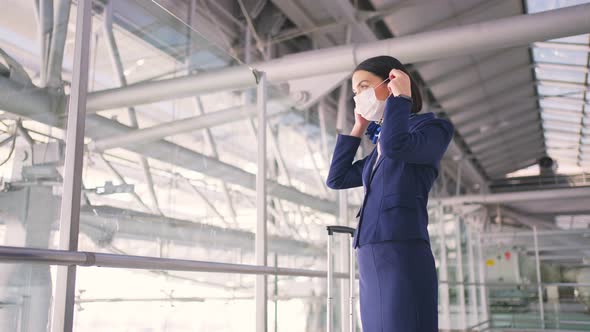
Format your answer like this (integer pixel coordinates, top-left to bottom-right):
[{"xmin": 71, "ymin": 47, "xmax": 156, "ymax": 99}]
[
  {"xmin": 376, "ymin": 77, "xmax": 389, "ymax": 88},
  {"xmin": 375, "ymin": 78, "xmax": 390, "ymax": 125},
  {"xmin": 376, "ymin": 77, "xmax": 393, "ymax": 99}
]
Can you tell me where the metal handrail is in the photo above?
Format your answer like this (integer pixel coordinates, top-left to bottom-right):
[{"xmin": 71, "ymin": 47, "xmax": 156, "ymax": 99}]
[
  {"xmin": 3, "ymin": 246, "xmax": 589, "ymax": 287},
  {"xmin": 0, "ymin": 245, "xmax": 351, "ymax": 279},
  {"xmin": 467, "ymin": 318, "xmax": 491, "ymax": 330}
]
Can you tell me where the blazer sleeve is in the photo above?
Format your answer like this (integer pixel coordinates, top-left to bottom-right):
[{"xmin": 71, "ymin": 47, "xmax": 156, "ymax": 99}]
[
  {"xmin": 325, "ymin": 134, "xmax": 367, "ymax": 189},
  {"xmin": 379, "ymin": 95, "xmax": 454, "ymax": 165}
]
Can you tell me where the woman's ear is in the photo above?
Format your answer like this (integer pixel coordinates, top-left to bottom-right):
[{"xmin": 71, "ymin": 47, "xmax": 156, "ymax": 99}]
[{"xmin": 375, "ymin": 83, "xmax": 391, "ymax": 101}]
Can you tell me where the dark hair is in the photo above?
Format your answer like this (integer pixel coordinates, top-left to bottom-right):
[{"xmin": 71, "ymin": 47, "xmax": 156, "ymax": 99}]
[{"xmin": 354, "ymin": 56, "xmax": 423, "ymax": 113}]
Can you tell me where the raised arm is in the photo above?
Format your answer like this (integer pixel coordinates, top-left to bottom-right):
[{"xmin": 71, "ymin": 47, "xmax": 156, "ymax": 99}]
[
  {"xmin": 325, "ymin": 134, "xmax": 368, "ymax": 189},
  {"xmin": 379, "ymin": 95, "xmax": 454, "ymax": 165}
]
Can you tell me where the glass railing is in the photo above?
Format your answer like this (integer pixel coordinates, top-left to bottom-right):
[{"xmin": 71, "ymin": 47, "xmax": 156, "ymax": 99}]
[
  {"xmin": 2, "ymin": 0, "xmax": 589, "ymax": 331},
  {"xmin": 0, "ymin": 0, "xmax": 349, "ymax": 330},
  {"xmin": 489, "ymin": 284, "xmax": 590, "ymax": 331}
]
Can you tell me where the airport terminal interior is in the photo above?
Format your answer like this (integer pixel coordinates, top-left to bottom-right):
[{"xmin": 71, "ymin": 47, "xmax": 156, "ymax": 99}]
[{"xmin": 1, "ymin": 0, "xmax": 590, "ymax": 331}]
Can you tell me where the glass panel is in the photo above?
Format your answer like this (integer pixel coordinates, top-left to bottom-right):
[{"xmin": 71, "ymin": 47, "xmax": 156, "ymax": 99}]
[
  {"xmin": 540, "ymin": 99, "xmax": 583, "ymax": 111},
  {"xmin": 0, "ymin": 263, "xmax": 56, "ymax": 331},
  {"xmin": 549, "ymin": 33, "xmax": 590, "ymax": 44},
  {"xmin": 537, "ymin": 85, "xmax": 585, "ymax": 98},
  {"xmin": 541, "ymin": 111, "xmax": 582, "ymax": 123},
  {"xmin": 80, "ymin": 0, "xmax": 261, "ymax": 264},
  {"xmin": 72, "ymin": 266, "xmax": 343, "ymax": 332},
  {"xmin": 89, "ymin": 0, "xmax": 239, "ymax": 92},
  {"xmin": 532, "ymin": 47, "xmax": 588, "ymax": 66},
  {"xmin": 73, "ymin": 266, "xmax": 256, "ymax": 331},
  {"xmin": 545, "ymin": 132, "xmax": 581, "ymax": 142},
  {"xmin": 535, "ymin": 67, "xmax": 587, "ymax": 83},
  {"xmin": 262, "ymin": 80, "xmax": 337, "ymax": 271},
  {"xmin": 543, "ymin": 124, "xmax": 580, "ymax": 134},
  {"xmin": 547, "ymin": 150, "xmax": 579, "ymax": 159},
  {"xmin": 0, "ymin": 0, "xmax": 78, "ymax": 249},
  {"xmin": 527, "ymin": 0, "xmax": 590, "ymax": 13}
]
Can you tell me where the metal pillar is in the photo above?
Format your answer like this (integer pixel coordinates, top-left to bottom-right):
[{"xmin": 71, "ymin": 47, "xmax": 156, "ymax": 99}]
[
  {"xmin": 476, "ymin": 231, "xmax": 490, "ymax": 327},
  {"xmin": 533, "ymin": 226, "xmax": 546, "ymax": 328},
  {"xmin": 437, "ymin": 204, "xmax": 451, "ymax": 329},
  {"xmin": 336, "ymin": 82, "xmax": 349, "ymax": 134},
  {"xmin": 45, "ymin": 0, "xmax": 71, "ymax": 88},
  {"xmin": 455, "ymin": 219, "xmax": 467, "ymax": 329},
  {"xmin": 35, "ymin": 0, "xmax": 53, "ymax": 88},
  {"xmin": 0, "ymin": 186, "xmax": 58, "ymax": 332},
  {"xmin": 455, "ymin": 159, "xmax": 463, "ymax": 195},
  {"xmin": 338, "ymin": 190, "xmax": 350, "ymax": 332},
  {"xmin": 318, "ymin": 99, "xmax": 329, "ymax": 159},
  {"xmin": 51, "ymin": 1, "xmax": 92, "ymax": 331},
  {"xmin": 327, "ymin": 230, "xmax": 334, "ymax": 332},
  {"xmin": 349, "ymin": 231, "xmax": 355, "ymax": 332},
  {"xmin": 273, "ymin": 253, "xmax": 278, "ymax": 332},
  {"xmin": 255, "ymin": 71, "xmax": 268, "ymax": 332},
  {"xmin": 466, "ymin": 223, "xmax": 479, "ymax": 327}
]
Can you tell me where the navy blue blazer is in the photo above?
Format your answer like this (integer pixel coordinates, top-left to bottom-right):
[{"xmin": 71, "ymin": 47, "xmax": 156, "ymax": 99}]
[{"xmin": 326, "ymin": 95, "xmax": 454, "ymax": 248}]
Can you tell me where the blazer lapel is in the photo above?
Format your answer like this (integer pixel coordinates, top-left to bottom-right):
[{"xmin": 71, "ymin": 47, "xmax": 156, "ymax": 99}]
[
  {"xmin": 362, "ymin": 147, "xmax": 377, "ymax": 189},
  {"xmin": 369, "ymin": 153, "xmax": 385, "ymax": 184}
]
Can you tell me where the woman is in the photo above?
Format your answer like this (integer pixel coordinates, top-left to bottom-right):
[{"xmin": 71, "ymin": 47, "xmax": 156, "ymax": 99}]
[{"xmin": 325, "ymin": 56, "xmax": 454, "ymax": 331}]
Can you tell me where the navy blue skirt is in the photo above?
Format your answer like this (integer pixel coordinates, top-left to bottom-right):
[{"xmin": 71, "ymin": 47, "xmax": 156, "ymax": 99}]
[{"xmin": 356, "ymin": 239, "xmax": 438, "ymax": 331}]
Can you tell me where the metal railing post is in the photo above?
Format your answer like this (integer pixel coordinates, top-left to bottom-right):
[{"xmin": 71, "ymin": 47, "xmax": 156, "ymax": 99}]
[
  {"xmin": 533, "ymin": 226, "xmax": 545, "ymax": 329},
  {"xmin": 327, "ymin": 233, "xmax": 333, "ymax": 332},
  {"xmin": 255, "ymin": 70, "xmax": 268, "ymax": 332},
  {"xmin": 51, "ymin": 1, "xmax": 92, "ymax": 331}
]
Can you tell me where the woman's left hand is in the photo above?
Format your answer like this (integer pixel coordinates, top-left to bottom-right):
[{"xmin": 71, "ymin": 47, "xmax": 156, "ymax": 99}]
[{"xmin": 387, "ymin": 69, "xmax": 412, "ymax": 97}]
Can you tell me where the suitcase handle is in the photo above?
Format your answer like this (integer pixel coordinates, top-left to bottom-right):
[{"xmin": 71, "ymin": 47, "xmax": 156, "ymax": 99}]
[
  {"xmin": 326, "ymin": 225, "xmax": 355, "ymax": 236},
  {"xmin": 326, "ymin": 225, "xmax": 356, "ymax": 332}
]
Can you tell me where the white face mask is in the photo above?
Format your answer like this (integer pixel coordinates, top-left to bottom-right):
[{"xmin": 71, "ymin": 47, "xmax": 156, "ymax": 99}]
[{"xmin": 353, "ymin": 78, "xmax": 391, "ymax": 121}]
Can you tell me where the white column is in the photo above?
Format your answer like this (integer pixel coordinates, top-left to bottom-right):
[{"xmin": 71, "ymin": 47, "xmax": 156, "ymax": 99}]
[
  {"xmin": 533, "ymin": 226, "xmax": 545, "ymax": 328},
  {"xmin": 476, "ymin": 231, "xmax": 490, "ymax": 326},
  {"xmin": 455, "ymin": 219, "xmax": 467, "ymax": 329},
  {"xmin": 466, "ymin": 224, "xmax": 479, "ymax": 327},
  {"xmin": 51, "ymin": 1, "xmax": 92, "ymax": 331},
  {"xmin": 338, "ymin": 190, "xmax": 350, "ymax": 332},
  {"xmin": 255, "ymin": 71, "xmax": 268, "ymax": 332},
  {"xmin": 437, "ymin": 204, "xmax": 451, "ymax": 329}
]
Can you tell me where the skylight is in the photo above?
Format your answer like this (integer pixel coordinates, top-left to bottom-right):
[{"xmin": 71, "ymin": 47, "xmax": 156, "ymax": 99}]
[{"xmin": 526, "ymin": 0, "xmax": 590, "ymax": 174}]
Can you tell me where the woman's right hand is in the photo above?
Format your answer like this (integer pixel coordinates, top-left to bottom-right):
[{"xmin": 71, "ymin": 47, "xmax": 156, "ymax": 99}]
[{"xmin": 350, "ymin": 112, "xmax": 371, "ymax": 138}]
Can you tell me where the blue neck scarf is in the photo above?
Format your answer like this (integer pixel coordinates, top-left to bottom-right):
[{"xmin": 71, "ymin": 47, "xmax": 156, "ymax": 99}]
[{"xmin": 365, "ymin": 113, "xmax": 417, "ymax": 144}]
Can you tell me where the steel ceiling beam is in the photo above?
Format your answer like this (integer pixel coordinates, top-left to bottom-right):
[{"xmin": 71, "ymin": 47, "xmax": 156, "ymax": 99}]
[
  {"xmin": 84, "ymin": 3, "xmax": 590, "ymax": 112},
  {"xmin": 45, "ymin": 0, "xmax": 71, "ymax": 88},
  {"xmin": 463, "ymin": 112, "xmax": 539, "ymax": 144},
  {"xmin": 447, "ymin": 79, "xmax": 534, "ymax": 118},
  {"xmin": 423, "ymin": 48, "xmax": 517, "ymax": 88},
  {"xmin": 431, "ymin": 186, "xmax": 590, "ymax": 205},
  {"xmin": 471, "ymin": 126, "xmax": 542, "ymax": 154},
  {"xmin": 477, "ymin": 138, "xmax": 544, "ymax": 165},
  {"xmin": 0, "ymin": 78, "xmax": 338, "ymax": 215},
  {"xmin": 482, "ymin": 148, "xmax": 545, "ymax": 171},
  {"xmin": 470, "ymin": 124, "xmax": 541, "ymax": 151},
  {"xmin": 480, "ymin": 144, "xmax": 545, "ymax": 168},
  {"xmin": 479, "ymin": 139, "xmax": 545, "ymax": 164},
  {"xmin": 89, "ymin": 98, "xmax": 295, "ymax": 151},
  {"xmin": 437, "ymin": 65, "xmax": 532, "ymax": 106}
]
